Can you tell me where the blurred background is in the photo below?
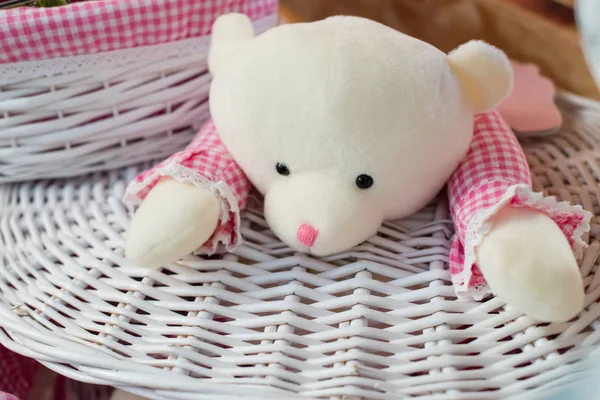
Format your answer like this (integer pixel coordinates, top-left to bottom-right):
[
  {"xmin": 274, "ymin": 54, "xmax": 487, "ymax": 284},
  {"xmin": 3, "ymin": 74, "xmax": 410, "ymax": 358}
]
[{"xmin": 279, "ymin": 0, "xmax": 600, "ymax": 100}]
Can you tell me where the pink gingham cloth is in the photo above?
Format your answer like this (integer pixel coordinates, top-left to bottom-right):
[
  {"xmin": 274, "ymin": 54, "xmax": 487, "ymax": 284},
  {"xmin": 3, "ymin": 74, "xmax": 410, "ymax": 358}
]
[
  {"xmin": 0, "ymin": 343, "xmax": 39, "ymax": 400},
  {"xmin": 0, "ymin": 0, "xmax": 278, "ymax": 63},
  {"xmin": 123, "ymin": 119, "xmax": 251, "ymax": 254},
  {"xmin": 447, "ymin": 110, "xmax": 592, "ymax": 300}
]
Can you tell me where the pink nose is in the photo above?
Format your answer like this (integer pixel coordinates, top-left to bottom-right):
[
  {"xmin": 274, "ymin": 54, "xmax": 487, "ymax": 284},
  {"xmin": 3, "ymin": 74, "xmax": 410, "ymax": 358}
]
[{"xmin": 298, "ymin": 224, "xmax": 319, "ymax": 248}]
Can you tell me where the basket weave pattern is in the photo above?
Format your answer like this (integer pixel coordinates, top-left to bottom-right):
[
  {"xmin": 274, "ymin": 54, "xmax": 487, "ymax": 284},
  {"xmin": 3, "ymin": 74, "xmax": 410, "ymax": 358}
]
[
  {"xmin": 0, "ymin": 94, "xmax": 600, "ymax": 399},
  {"xmin": 0, "ymin": 57, "xmax": 211, "ymax": 183},
  {"xmin": 0, "ymin": 0, "xmax": 277, "ymax": 183}
]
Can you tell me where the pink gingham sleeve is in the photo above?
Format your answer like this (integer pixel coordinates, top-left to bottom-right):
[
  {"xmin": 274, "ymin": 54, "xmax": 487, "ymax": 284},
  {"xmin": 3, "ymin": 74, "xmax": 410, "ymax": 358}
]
[
  {"xmin": 123, "ymin": 120, "xmax": 251, "ymax": 254},
  {"xmin": 447, "ymin": 111, "xmax": 592, "ymax": 300}
]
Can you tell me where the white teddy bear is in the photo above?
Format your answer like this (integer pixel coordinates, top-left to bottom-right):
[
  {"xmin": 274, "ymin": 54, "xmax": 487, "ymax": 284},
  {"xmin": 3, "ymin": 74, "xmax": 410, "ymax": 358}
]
[{"xmin": 123, "ymin": 14, "xmax": 590, "ymax": 323}]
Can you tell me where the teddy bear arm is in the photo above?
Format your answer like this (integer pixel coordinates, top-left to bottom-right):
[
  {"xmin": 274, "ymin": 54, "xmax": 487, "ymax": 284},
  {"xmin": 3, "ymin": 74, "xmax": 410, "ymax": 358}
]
[
  {"xmin": 123, "ymin": 120, "xmax": 251, "ymax": 267},
  {"xmin": 447, "ymin": 110, "xmax": 590, "ymax": 321}
]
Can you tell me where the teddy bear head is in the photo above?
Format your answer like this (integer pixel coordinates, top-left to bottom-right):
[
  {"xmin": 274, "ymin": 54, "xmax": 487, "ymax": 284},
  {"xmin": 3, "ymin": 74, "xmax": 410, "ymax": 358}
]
[{"xmin": 208, "ymin": 14, "xmax": 513, "ymax": 256}]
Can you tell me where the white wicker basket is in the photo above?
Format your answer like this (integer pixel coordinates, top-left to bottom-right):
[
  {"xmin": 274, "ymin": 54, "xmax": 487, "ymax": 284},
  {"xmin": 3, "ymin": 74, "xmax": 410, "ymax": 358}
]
[
  {"xmin": 1, "ymin": 93, "xmax": 600, "ymax": 400},
  {"xmin": 0, "ymin": 0, "xmax": 277, "ymax": 183}
]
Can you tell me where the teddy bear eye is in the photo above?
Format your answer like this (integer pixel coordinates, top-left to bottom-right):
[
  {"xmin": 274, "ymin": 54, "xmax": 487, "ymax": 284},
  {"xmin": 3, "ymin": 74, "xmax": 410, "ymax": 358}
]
[
  {"xmin": 276, "ymin": 162, "xmax": 290, "ymax": 176},
  {"xmin": 356, "ymin": 174, "xmax": 374, "ymax": 189}
]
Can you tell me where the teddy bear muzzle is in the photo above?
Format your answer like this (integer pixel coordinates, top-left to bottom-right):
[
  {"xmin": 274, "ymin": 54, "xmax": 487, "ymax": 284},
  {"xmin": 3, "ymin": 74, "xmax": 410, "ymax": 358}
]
[{"xmin": 263, "ymin": 170, "xmax": 384, "ymax": 256}]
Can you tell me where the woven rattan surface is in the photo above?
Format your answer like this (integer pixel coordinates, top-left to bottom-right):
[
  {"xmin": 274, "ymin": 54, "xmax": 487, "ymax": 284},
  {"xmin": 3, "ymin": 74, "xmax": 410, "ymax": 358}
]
[
  {"xmin": 0, "ymin": 49, "xmax": 209, "ymax": 184},
  {"xmin": 1, "ymin": 93, "xmax": 600, "ymax": 400},
  {"xmin": 0, "ymin": 15, "xmax": 275, "ymax": 184}
]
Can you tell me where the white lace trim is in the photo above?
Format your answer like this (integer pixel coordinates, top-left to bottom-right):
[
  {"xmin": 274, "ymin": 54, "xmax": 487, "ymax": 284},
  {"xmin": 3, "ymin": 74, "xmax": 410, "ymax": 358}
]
[
  {"xmin": 122, "ymin": 162, "xmax": 242, "ymax": 256},
  {"xmin": 453, "ymin": 183, "xmax": 593, "ymax": 301},
  {"xmin": 0, "ymin": 13, "xmax": 277, "ymax": 85}
]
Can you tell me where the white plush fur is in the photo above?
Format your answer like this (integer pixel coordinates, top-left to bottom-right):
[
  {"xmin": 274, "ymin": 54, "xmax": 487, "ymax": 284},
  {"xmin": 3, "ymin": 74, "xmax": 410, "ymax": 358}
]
[
  {"xmin": 126, "ymin": 15, "xmax": 584, "ymax": 322},
  {"xmin": 209, "ymin": 15, "xmax": 512, "ymax": 255},
  {"xmin": 448, "ymin": 40, "xmax": 514, "ymax": 113},
  {"xmin": 476, "ymin": 206, "xmax": 584, "ymax": 322},
  {"xmin": 208, "ymin": 13, "xmax": 256, "ymax": 75},
  {"xmin": 126, "ymin": 179, "xmax": 219, "ymax": 267}
]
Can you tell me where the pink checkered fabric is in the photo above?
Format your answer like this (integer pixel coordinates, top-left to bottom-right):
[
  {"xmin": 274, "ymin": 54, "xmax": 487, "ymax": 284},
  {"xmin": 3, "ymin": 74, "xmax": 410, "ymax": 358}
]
[
  {"xmin": 447, "ymin": 110, "xmax": 591, "ymax": 299},
  {"xmin": 0, "ymin": 0, "xmax": 278, "ymax": 63},
  {"xmin": 123, "ymin": 119, "xmax": 251, "ymax": 254},
  {"xmin": 0, "ymin": 343, "xmax": 39, "ymax": 400}
]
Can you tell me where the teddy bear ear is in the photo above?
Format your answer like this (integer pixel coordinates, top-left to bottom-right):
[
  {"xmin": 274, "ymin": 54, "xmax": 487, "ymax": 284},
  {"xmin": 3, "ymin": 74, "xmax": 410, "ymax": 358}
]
[
  {"xmin": 448, "ymin": 40, "xmax": 514, "ymax": 114},
  {"xmin": 208, "ymin": 13, "xmax": 256, "ymax": 75}
]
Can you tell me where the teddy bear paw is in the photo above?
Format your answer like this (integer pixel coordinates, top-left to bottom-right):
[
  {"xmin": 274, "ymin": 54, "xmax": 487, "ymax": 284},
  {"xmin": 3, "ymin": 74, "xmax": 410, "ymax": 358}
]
[
  {"xmin": 125, "ymin": 178, "xmax": 220, "ymax": 268},
  {"xmin": 476, "ymin": 205, "xmax": 585, "ymax": 322}
]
